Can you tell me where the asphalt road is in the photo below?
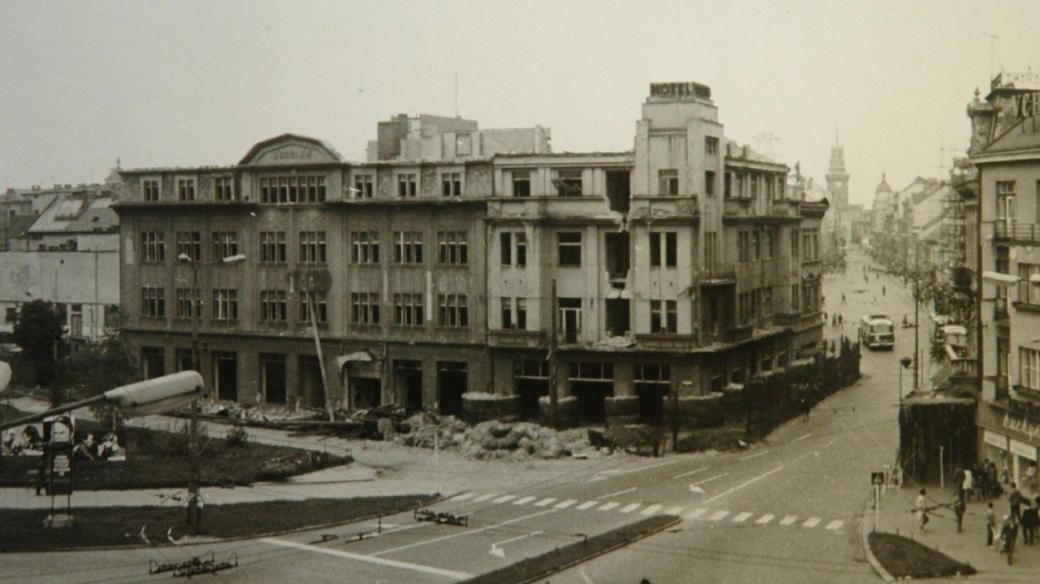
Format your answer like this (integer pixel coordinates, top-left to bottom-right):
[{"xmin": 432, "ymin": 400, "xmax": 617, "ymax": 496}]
[{"xmin": 3, "ymin": 247, "xmax": 929, "ymax": 584}]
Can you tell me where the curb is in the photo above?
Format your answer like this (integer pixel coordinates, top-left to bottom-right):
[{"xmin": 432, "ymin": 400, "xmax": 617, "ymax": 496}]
[{"xmin": 859, "ymin": 494, "xmax": 895, "ymax": 583}]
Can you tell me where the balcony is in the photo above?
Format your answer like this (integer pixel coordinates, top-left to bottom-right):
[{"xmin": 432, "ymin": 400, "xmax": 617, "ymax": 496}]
[
  {"xmin": 488, "ymin": 328, "xmax": 545, "ymax": 348},
  {"xmin": 993, "ymin": 222, "xmax": 1040, "ymax": 244},
  {"xmin": 700, "ymin": 266, "xmax": 736, "ymax": 285},
  {"xmin": 995, "ymin": 297, "xmax": 1009, "ymax": 321},
  {"xmin": 1014, "ymin": 385, "xmax": 1040, "ymax": 402},
  {"xmin": 774, "ymin": 310, "xmax": 821, "ymax": 328},
  {"xmin": 726, "ymin": 323, "xmax": 753, "ymax": 343}
]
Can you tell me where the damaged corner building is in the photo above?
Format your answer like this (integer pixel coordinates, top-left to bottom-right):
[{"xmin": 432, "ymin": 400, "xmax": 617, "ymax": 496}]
[{"xmin": 114, "ymin": 81, "xmax": 827, "ymax": 428}]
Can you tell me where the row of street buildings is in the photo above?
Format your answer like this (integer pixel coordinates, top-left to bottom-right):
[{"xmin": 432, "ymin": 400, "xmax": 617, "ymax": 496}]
[{"xmin": 2, "ymin": 82, "xmax": 832, "ymax": 427}]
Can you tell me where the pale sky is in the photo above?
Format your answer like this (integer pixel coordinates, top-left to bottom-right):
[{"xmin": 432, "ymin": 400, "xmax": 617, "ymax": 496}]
[{"xmin": 2, "ymin": 0, "xmax": 1038, "ymax": 206}]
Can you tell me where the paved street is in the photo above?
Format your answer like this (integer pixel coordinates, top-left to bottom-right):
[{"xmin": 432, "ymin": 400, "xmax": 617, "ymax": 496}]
[{"xmin": 1, "ymin": 247, "xmax": 933, "ymax": 584}]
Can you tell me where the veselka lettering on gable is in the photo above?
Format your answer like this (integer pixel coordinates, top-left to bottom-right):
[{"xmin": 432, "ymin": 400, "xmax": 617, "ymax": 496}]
[
  {"xmin": 650, "ymin": 82, "xmax": 712, "ymax": 100},
  {"xmin": 272, "ymin": 148, "xmax": 315, "ymax": 161}
]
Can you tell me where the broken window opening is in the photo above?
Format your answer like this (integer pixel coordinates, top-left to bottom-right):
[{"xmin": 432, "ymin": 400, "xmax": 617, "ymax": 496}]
[
  {"xmin": 605, "ymin": 298, "xmax": 630, "ymax": 337},
  {"xmin": 606, "ymin": 170, "xmax": 631, "ymax": 212},
  {"xmin": 605, "ymin": 231, "xmax": 630, "ymax": 279}
]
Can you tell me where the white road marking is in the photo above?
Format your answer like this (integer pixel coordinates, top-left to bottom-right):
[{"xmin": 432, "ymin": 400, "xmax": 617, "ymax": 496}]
[
  {"xmin": 577, "ymin": 501, "xmax": 599, "ymax": 510},
  {"xmin": 709, "ymin": 510, "xmax": 730, "ymax": 521},
  {"xmin": 641, "ymin": 504, "xmax": 663, "ymax": 516},
  {"xmin": 740, "ymin": 450, "xmax": 770, "ymax": 461},
  {"xmin": 451, "ymin": 492, "xmax": 475, "ymax": 501},
  {"xmin": 555, "ymin": 499, "xmax": 578, "ymax": 509},
  {"xmin": 701, "ymin": 466, "xmax": 784, "ymax": 505},
  {"xmin": 691, "ymin": 473, "xmax": 728, "ymax": 487},
  {"xmin": 732, "ymin": 512, "xmax": 753, "ymax": 523},
  {"xmin": 802, "ymin": 517, "xmax": 822, "ymax": 528},
  {"xmin": 826, "ymin": 519, "xmax": 844, "ymax": 530},
  {"xmin": 598, "ymin": 502, "xmax": 620, "ymax": 511},
  {"xmin": 579, "ymin": 565, "xmax": 596, "ymax": 584},
  {"xmin": 262, "ymin": 538, "xmax": 473, "ymax": 581},
  {"xmin": 372, "ymin": 508, "xmax": 558, "ymax": 557},
  {"xmin": 673, "ymin": 466, "xmax": 709, "ymax": 479},
  {"xmin": 755, "ymin": 513, "xmax": 775, "ymax": 525},
  {"xmin": 493, "ymin": 494, "xmax": 518, "ymax": 504},
  {"xmin": 794, "ymin": 433, "xmax": 812, "ymax": 442},
  {"xmin": 513, "ymin": 496, "xmax": 536, "ymax": 506},
  {"xmin": 603, "ymin": 458, "xmax": 689, "ymax": 477},
  {"xmin": 594, "ymin": 487, "xmax": 637, "ymax": 500},
  {"xmin": 589, "ymin": 476, "xmax": 607, "ymax": 482},
  {"xmin": 685, "ymin": 508, "xmax": 708, "ymax": 520},
  {"xmin": 823, "ymin": 438, "xmax": 838, "ymax": 448},
  {"xmin": 474, "ymin": 493, "xmax": 497, "ymax": 503},
  {"xmin": 779, "ymin": 515, "xmax": 798, "ymax": 526},
  {"xmin": 534, "ymin": 498, "xmax": 557, "ymax": 507},
  {"xmin": 619, "ymin": 503, "xmax": 641, "ymax": 513},
  {"xmin": 665, "ymin": 506, "xmax": 685, "ymax": 515}
]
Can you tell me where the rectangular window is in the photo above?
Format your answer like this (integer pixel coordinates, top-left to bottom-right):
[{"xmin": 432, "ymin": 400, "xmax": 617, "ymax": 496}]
[
  {"xmin": 791, "ymin": 284, "xmax": 800, "ymax": 311},
  {"xmin": 393, "ymin": 293, "xmax": 424, "ymax": 326},
  {"xmin": 650, "ymin": 300, "xmax": 678, "ymax": 334},
  {"xmin": 456, "ymin": 134, "xmax": 472, "ymax": 156},
  {"xmin": 211, "ymin": 289, "xmax": 238, "ymax": 320},
  {"xmin": 299, "ymin": 231, "xmax": 327, "ymax": 264},
  {"xmin": 437, "ymin": 231, "xmax": 468, "ymax": 265},
  {"xmin": 705, "ymin": 231, "xmax": 717, "ymax": 272},
  {"xmin": 763, "ymin": 287, "xmax": 773, "ymax": 316},
  {"xmin": 500, "ymin": 232, "xmax": 512, "ymax": 266},
  {"xmin": 501, "ymin": 297, "xmax": 513, "ymax": 329},
  {"xmin": 214, "ymin": 177, "xmax": 235, "ymax": 201},
  {"xmin": 516, "ymin": 298, "xmax": 527, "ymax": 330},
  {"xmin": 175, "ymin": 288, "xmax": 200, "ymax": 319},
  {"xmin": 500, "ymin": 297, "xmax": 527, "ymax": 330},
  {"xmin": 141, "ymin": 231, "xmax": 166, "ymax": 263},
  {"xmin": 555, "ymin": 169, "xmax": 583, "ymax": 196},
  {"xmin": 141, "ymin": 286, "xmax": 165, "ymax": 317},
  {"xmin": 791, "ymin": 229, "xmax": 800, "ymax": 258},
  {"xmin": 259, "ymin": 231, "xmax": 287, "ymax": 263},
  {"xmin": 441, "ymin": 172, "xmax": 462, "ymax": 197},
  {"xmin": 557, "ymin": 232, "xmax": 582, "ymax": 266},
  {"xmin": 738, "ymin": 231, "xmax": 749, "ymax": 262},
  {"xmin": 259, "ymin": 290, "xmax": 288, "ymax": 322},
  {"xmin": 559, "ymin": 298, "xmax": 582, "ymax": 342},
  {"xmin": 351, "ymin": 231, "xmax": 380, "ymax": 264},
  {"xmin": 501, "ymin": 232, "xmax": 527, "ymax": 267},
  {"xmin": 658, "ymin": 169, "xmax": 679, "ymax": 196},
  {"xmin": 751, "ymin": 231, "xmax": 760, "ymax": 260},
  {"xmin": 299, "ymin": 291, "xmax": 328, "ymax": 324},
  {"xmin": 763, "ymin": 231, "xmax": 773, "ymax": 260},
  {"xmin": 397, "ymin": 173, "xmax": 418, "ymax": 198},
  {"xmin": 177, "ymin": 178, "xmax": 196, "ymax": 201},
  {"xmin": 351, "ymin": 292, "xmax": 380, "ymax": 325},
  {"xmin": 212, "ymin": 231, "xmax": 239, "ymax": 260},
  {"xmin": 750, "ymin": 174, "xmax": 759, "ymax": 198},
  {"xmin": 353, "ymin": 174, "xmax": 374, "ymax": 198},
  {"xmin": 142, "ymin": 179, "xmax": 160, "ymax": 202},
  {"xmin": 438, "ymin": 293, "xmax": 469, "ymax": 327},
  {"xmin": 176, "ymin": 231, "xmax": 201, "ymax": 262},
  {"xmin": 1020, "ymin": 348, "xmax": 1040, "ymax": 390},
  {"xmin": 1018, "ymin": 263, "xmax": 1040, "ymax": 304},
  {"xmin": 393, "ymin": 231, "xmax": 424, "ymax": 264},
  {"xmin": 650, "ymin": 232, "xmax": 677, "ymax": 267},
  {"xmin": 705, "ymin": 170, "xmax": 716, "ymax": 196},
  {"xmin": 256, "ymin": 176, "xmax": 321, "ymax": 203},
  {"xmin": 512, "ymin": 170, "xmax": 531, "ymax": 197},
  {"xmin": 705, "ymin": 136, "xmax": 719, "ymax": 155}
]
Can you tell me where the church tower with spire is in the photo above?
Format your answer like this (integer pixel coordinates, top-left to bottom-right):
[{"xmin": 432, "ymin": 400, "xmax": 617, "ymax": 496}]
[{"xmin": 825, "ymin": 128, "xmax": 850, "ymax": 211}]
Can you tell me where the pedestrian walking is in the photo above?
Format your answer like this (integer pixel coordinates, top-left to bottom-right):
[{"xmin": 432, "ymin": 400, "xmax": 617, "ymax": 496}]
[
  {"xmin": 953, "ymin": 497, "xmax": 966, "ymax": 532},
  {"xmin": 882, "ymin": 285, "xmax": 886, "ymax": 296},
  {"xmin": 800, "ymin": 395, "xmax": 810, "ymax": 421},
  {"xmin": 1022, "ymin": 500, "xmax": 1037, "ymax": 545},
  {"xmin": 1000, "ymin": 515, "xmax": 1019, "ymax": 564},
  {"xmin": 987, "ymin": 501, "xmax": 996, "ymax": 547},
  {"xmin": 841, "ymin": 292, "xmax": 846, "ymax": 304},
  {"xmin": 1009, "ymin": 482, "xmax": 1023, "ymax": 523},
  {"xmin": 916, "ymin": 489, "xmax": 930, "ymax": 531},
  {"xmin": 838, "ymin": 314, "xmax": 843, "ymax": 326},
  {"xmin": 963, "ymin": 468, "xmax": 974, "ymax": 502}
]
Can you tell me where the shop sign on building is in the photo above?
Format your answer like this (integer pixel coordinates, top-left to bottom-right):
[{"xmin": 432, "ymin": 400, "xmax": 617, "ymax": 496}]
[
  {"xmin": 1010, "ymin": 438, "xmax": 1038, "ymax": 461},
  {"xmin": 984, "ymin": 428, "xmax": 1007, "ymax": 449},
  {"xmin": 1003, "ymin": 411, "xmax": 1040, "ymax": 442}
]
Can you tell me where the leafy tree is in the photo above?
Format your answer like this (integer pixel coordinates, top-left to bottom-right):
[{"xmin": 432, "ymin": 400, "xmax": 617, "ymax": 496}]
[
  {"xmin": 55, "ymin": 337, "xmax": 141, "ymax": 425},
  {"xmin": 11, "ymin": 300, "xmax": 65, "ymax": 387}
]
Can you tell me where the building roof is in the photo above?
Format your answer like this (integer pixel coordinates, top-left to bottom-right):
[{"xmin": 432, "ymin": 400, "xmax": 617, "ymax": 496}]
[
  {"xmin": 875, "ymin": 173, "xmax": 892, "ymax": 194},
  {"xmin": 238, "ymin": 133, "xmax": 344, "ymax": 165},
  {"xmin": 27, "ymin": 193, "xmax": 118, "ymax": 234},
  {"xmin": 978, "ymin": 116, "xmax": 1040, "ymax": 158}
]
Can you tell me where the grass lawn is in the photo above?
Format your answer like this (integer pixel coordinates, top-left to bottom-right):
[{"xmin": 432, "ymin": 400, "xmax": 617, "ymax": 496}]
[
  {"xmin": 869, "ymin": 531, "xmax": 977, "ymax": 579},
  {"xmin": 0, "ymin": 495, "xmax": 436, "ymax": 552},
  {"xmin": 0, "ymin": 405, "xmax": 351, "ymax": 490},
  {"xmin": 465, "ymin": 515, "xmax": 679, "ymax": 584}
]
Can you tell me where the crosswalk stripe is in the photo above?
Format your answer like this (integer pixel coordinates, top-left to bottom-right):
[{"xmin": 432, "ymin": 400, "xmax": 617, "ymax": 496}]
[
  {"xmin": 577, "ymin": 501, "xmax": 599, "ymax": 510},
  {"xmin": 493, "ymin": 495, "xmax": 518, "ymax": 504},
  {"xmin": 513, "ymin": 496, "xmax": 537, "ymax": 506},
  {"xmin": 642, "ymin": 504, "xmax": 663, "ymax": 516},
  {"xmin": 732, "ymin": 512, "xmax": 753, "ymax": 523},
  {"xmin": 709, "ymin": 510, "xmax": 730, "ymax": 521},
  {"xmin": 756, "ymin": 514, "xmax": 775, "ymax": 525},
  {"xmin": 619, "ymin": 503, "xmax": 642, "ymax": 513},
  {"xmin": 555, "ymin": 499, "xmax": 578, "ymax": 509},
  {"xmin": 534, "ymin": 498, "xmax": 557, "ymax": 507},
  {"xmin": 451, "ymin": 492, "xmax": 475, "ymax": 502},
  {"xmin": 665, "ymin": 506, "xmax": 685, "ymax": 516},
  {"xmin": 802, "ymin": 517, "xmax": 821, "ymax": 528},
  {"xmin": 826, "ymin": 520, "xmax": 844, "ymax": 531},
  {"xmin": 598, "ymin": 502, "xmax": 620, "ymax": 511},
  {"xmin": 685, "ymin": 508, "xmax": 708, "ymax": 520},
  {"xmin": 474, "ymin": 494, "xmax": 497, "ymax": 503},
  {"xmin": 779, "ymin": 515, "xmax": 798, "ymax": 526}
]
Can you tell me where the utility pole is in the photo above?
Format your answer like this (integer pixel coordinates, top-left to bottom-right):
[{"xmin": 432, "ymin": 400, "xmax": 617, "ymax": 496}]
[
  {"xmin": 549, "ymin": 279, "xmax": 558, "ymax": 428},
  {"xmin": 304, "ymin": 275, "xmax": 334, "ymax": 422},
  {"xmin": 186, "ymin": 259, "xmax": 200, "ymax": 535},
  {"xmin": 914, "ymin": 241, "xmax": 921, "ymax": 392}
]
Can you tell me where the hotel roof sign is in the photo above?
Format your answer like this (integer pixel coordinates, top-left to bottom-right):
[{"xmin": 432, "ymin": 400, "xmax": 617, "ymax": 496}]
[{"xmin": 649, "ymin": 82, "xmax": 711, "ymax": 100}]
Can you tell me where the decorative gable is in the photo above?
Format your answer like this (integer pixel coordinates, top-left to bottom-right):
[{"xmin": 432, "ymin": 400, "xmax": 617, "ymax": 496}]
[{"xmin": 239, "ymin": 134, "xmax": 342, "ymax": 166}]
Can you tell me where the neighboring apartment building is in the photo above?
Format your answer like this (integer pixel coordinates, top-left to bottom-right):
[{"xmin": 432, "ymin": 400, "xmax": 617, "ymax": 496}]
[
  {"xmin": 0, "ymin": 182, "xmax": 121, "ymax": 342},
  {"xmin": 116, "ymin": 82, "xmax": 826, "ymax": 426},
  {"xmin": 970, "ymin": 71, "xmax": 1040, "ymax": 488}
]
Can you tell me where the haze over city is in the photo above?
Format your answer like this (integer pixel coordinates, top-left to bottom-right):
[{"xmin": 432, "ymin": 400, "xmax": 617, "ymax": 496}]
[{"xmin": 2, "ymin": 0, "xmax": 1038, "ymax": 204}]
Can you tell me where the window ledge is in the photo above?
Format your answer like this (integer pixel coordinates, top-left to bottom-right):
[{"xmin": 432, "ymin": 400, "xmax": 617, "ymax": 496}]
[{"xmin": 1012, "ymin": 301, "xmax": 1040, "ymax": 314}]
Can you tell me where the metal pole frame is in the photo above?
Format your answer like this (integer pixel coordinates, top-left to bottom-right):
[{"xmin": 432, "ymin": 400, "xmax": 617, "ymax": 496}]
[{"xmin": 187, "ymin": 260, "xmax": 200, "ymax": 535}]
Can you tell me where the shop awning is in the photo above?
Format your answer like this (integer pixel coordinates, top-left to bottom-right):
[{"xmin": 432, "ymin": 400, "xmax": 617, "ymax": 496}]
[
  {"xmin": 335, "ymin": 351, "xmax": 374, "ymax": 370},
  {"xmin": 983, "ymin": 271, "xmax": 1019, "ymax": 284}
]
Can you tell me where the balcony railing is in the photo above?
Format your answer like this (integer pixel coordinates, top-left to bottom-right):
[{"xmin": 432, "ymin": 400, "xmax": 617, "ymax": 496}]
[{"xmin": 993, "ymin": 222, "xmax": 1040, "ymax": 244}]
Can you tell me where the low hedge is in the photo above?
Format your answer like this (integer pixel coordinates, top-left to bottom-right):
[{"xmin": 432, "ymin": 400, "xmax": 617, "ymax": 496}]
[{"xmin": 868, "ymin": 531, "xmax": 976, "ymax": 579}]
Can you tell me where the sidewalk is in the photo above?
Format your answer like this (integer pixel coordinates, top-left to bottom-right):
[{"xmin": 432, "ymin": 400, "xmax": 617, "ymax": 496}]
[{"xmin": 864, "ymin": 484, "xmax": 1040, "ymax": 583}]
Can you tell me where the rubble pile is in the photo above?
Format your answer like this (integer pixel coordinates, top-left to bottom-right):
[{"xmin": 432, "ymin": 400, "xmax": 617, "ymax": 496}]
[{"xmin": 393, "ymin": 415, "xmax": 592, "ymax": 461}]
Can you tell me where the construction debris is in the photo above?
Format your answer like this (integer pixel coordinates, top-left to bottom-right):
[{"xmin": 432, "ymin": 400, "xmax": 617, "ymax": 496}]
[{"xmin": 393, "ymin": 415, "xmax": 592, "ymax": 461}]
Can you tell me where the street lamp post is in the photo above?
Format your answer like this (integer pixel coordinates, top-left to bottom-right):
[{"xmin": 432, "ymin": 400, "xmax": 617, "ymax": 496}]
[{"xmin": 177, "ymin": 252, "xmax": 244, "ymax": 534}]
